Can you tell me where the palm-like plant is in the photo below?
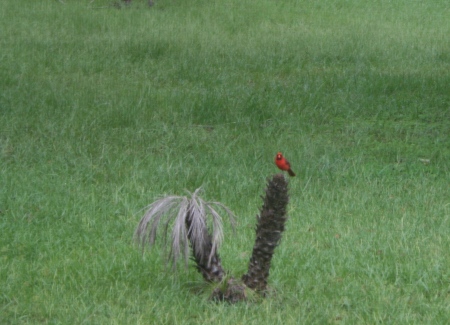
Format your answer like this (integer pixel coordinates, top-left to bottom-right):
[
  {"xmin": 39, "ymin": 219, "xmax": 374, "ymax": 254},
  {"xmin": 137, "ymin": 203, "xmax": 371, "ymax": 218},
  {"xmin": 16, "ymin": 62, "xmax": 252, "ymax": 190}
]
[
  {"xmin": 134, "ymin": 188, "xmax": 236, "ymax": 283},
  {"xmin": 135, "ymin": 174, "xmax": 290, "ymax": 302},
  {"xmin": 242, "ymin": 174, "xmax": 289, "ymax": 292}
]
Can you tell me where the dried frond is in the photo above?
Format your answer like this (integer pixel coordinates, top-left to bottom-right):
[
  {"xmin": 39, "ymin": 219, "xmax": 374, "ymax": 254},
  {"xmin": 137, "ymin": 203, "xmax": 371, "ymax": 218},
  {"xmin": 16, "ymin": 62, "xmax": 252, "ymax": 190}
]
[
  {"xmin": 204, "ymin": 204, "xmax": 224, "ymax": 264},
  {"xmin": 134, "ymin": 195, "xmax": 190, "ymax": 268},
  {"xmin": 171, "ymin": 196, "xmax": 190, "ymax": 268},
  {"xmin": 134, "ymin": 196, "xmax": 182, "ymax": 247},
  {"xmin": 187, "ymin": 189, "xmax": 207, "ymax": 259},
  {"xmin": 134, "ymin": 188, "xmax": 236, "ymax": 282}
]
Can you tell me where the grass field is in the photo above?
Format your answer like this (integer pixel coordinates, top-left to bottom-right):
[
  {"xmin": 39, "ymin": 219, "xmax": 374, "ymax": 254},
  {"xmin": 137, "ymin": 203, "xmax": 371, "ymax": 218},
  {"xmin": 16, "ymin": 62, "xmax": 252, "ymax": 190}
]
[{"xmin": 1, "ymin": 0, "xmax": 450, "ymax": 323}]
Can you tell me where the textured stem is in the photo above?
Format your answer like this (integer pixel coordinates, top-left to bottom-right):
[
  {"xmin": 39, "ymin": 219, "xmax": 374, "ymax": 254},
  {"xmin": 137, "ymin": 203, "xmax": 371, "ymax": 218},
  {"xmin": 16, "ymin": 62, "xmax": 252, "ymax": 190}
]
[
  {"xmin": 185, "ymin": 211, "xmax": 225, "ymax": 283},
  {"xmin": 242, "ymin": 174, "xmax": 289, "ymax": 292}
]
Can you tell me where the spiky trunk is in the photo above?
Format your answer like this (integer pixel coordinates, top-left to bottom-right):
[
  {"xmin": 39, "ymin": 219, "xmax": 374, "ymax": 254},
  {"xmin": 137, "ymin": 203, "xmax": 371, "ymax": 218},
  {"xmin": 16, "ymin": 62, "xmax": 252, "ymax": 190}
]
[
  {"xmin": 185, "ymin": 210, "xmax": 225, "ymax": 283},
  {"xmin": 242, "ymin": 174, "xmax": 289, "ymax": 292}
]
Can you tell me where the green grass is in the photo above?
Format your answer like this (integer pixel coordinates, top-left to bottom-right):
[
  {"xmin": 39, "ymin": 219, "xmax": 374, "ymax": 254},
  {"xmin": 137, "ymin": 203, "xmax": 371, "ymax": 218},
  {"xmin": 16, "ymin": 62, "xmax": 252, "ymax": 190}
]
[{"xmin": 1, "ymin": 0, "xmax": 450, "ymax": 323}]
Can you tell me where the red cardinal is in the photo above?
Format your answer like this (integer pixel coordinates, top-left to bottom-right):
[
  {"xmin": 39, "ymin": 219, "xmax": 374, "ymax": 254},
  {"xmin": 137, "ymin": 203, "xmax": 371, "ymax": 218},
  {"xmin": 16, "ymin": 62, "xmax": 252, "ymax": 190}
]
[{"xmin": 275, "ymin": 152, "xmax": 296, "ymax": 177}]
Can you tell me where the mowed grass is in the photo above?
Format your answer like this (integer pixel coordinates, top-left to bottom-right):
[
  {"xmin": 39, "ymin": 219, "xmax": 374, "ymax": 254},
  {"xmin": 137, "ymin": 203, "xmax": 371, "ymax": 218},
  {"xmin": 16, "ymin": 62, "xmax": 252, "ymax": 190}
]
[{"xmin": 1, "ymin": 0, "xmax": 450, "ymax": 323}]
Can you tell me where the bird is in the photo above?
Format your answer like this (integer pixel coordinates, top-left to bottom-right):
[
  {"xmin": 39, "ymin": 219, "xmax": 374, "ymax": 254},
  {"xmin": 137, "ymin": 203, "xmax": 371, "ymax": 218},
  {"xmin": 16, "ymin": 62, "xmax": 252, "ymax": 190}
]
[{"xmin": 274, "ymin": 152, "xmax": 296, "ymax": 177}]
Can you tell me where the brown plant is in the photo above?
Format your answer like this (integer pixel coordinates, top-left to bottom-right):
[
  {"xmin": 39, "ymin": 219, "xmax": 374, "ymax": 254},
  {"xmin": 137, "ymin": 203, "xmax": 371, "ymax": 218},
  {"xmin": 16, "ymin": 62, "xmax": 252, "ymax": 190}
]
[
  {"xmin": 134, "ymin": 188, "xmax": 236, "ymax": 282},
  {"xmin": 242, "ymin": 174, "xmax": 289, "ymax": 292},
  {"xmin": 135, "ymin": 174, "xmax": 290, "ymax": 302}
]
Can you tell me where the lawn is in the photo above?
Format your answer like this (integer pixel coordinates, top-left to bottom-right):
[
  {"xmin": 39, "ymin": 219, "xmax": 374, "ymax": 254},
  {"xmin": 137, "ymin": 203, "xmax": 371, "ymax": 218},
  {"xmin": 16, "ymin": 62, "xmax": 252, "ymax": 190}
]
[{"xmin": 1, "ymin": 0, "xmax": 449, "ymax": 323}]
